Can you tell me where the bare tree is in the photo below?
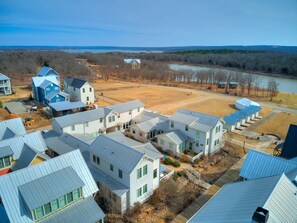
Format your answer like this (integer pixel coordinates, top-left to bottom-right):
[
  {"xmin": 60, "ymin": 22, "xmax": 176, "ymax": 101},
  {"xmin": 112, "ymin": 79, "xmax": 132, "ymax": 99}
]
[
  {"xmin": 246, "ymin": 73, "xmax": 256, "ymax": 95},
  {"xmin": 267, "ymin": 79, "xmax": 279, "ymax": 101}
]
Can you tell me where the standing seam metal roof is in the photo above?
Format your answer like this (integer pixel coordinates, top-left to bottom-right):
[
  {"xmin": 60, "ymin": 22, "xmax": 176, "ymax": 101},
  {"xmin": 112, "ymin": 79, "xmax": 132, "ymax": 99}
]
[
  {"xmin": 0, "ymin": 146, "xmax": 13, "ymax": 158},
  {"xmin": 281, "ymin": 124, "xmax": 297, "ymax": 159},
  {"xmin": 107, "ymin": 100, "xmax": 144, "ymax": 113},
  {"xmin": 32, "ymin": 76, "xmax": 59, "ymax": 87},
  {"xmin": 37, "ymin": 67, "xmax": 59, "ymax": 77},
  {"xmin": 0, "ymin": 118, "xmax": 26, "ymax": 140},
  {"xmin": 0, "ymin": 73, "xmax": 10, "ymax": 81}
]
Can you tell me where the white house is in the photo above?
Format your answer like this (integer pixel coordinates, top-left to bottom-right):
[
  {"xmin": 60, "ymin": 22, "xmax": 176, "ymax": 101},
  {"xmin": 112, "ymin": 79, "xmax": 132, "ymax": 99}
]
[
  {"xmin": 89, "ymin": 132, "xmax": 162, "ymax": 213},
  {"xmin": 64, "ymin": 77, "xmax": 95, "ymax": 104},
  {"xmin": 168, "ymin": 109, "xmax": 224, "ymax": 156},
  {"xmin": 0, "ymin": 73, "xmax": 12, "ymax": 96}
]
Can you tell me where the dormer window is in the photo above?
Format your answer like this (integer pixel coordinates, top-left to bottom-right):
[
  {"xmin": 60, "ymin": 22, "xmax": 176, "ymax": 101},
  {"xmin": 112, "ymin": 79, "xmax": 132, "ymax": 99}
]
[
  {"xmin": 0, "ymin": 146, "xmax": 13, "ymax": 169},
  {"xmin": 0, "ymin": 156, "xmax": 11, "ymax": 169}
]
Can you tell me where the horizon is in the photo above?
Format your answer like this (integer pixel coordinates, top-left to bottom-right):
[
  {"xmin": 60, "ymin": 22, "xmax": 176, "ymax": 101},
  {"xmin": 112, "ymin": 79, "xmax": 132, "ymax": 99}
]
[{"xmin": 1, "ymin": 0, "xmax": 297, "ymax": 46}]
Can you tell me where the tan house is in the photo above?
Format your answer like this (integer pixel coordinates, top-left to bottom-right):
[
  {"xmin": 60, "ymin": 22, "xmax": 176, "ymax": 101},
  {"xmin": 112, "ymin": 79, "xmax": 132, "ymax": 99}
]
[{"xmin": 124, "ymin": 59, "xmax": 141, "ymax": 69}]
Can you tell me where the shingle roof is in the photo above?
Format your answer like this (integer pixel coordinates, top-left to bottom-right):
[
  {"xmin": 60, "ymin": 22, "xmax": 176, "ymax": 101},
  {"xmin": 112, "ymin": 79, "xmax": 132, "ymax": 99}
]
[
  {"xmin": 53, "ymin": 107, "xmax": 112, "ymax": 128},
  {"xmin": 0, "ymin": 73, "xmax": 10, "ymax": 81},
  {"xmin": 157, "ymin": 130, "xmax": 188, "ymax": 145},
  {"xmin": 240, "ymin": 150, "xmax": 297, "ymax": 180},
  {"xmin": 19, "ymin": 167, "xmax": 84, "ymax": 210},
  {"xmin": 280, "ymin": 124, "xmax": 297, "ymax": 159},
  {"xmin": 90, "ymin": 134, "xmax": 144, "ymax": 173},
  {"xmin": 0, "ymin": 131, "xmax": 48, "ymax": 161},
  {"xmin": 107, "ymin": 100, "xmax": 144, "ymax": 113},
  {"xmin": 39, "ymin": 196, "xmax": 104, "ymax": 223},
  {"xmin": 49, "ymin": 101, "xmax": 86, "ymax": 112},
  {"xmin": 170, "ymin": 108, "xmax": 222, "ymax": 132},
  {"xmin": 0, "ymin": 146, "xmax": 13, "ymax": 159},
  {"xmin": 188, "ymin": 174, "xmax": 297, "ymax": 223},
  {"xmin": 0, "ymin": 118, "xmax": 26, "ymax": 140},
  {"xmin": 0, "ymin": 149, "xmax": 99, "ymax": 223},
  {"xmin": 64, "ymin": 77, "xmax": 87, "ymax": 88},
  {"xmin": 32, "ymin": 76, "xmax": 59, "ymax": 87},
  {"xmin": 37, "ymin": 66, "xmax": 60, "ymax": 77}
]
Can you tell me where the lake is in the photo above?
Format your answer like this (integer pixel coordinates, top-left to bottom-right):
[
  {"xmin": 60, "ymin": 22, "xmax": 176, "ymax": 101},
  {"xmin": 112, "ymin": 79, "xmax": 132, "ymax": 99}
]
[{"xmin": 169, "ymin": 64, "xmax": 297, "ymax": 94}]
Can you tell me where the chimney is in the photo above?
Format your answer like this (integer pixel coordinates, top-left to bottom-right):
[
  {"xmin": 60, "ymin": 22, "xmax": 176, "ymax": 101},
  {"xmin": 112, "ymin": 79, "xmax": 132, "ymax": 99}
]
[{"xmin": 252, "ymin": 207, "xmax": 269, "ymax": 223}]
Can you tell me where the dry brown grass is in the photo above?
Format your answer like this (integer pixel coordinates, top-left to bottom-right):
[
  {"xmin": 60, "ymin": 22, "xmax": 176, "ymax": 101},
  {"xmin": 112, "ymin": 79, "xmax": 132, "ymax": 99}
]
[{"xmin": 254, "ymin": 112, "xmax": 297, "ymax": 139}]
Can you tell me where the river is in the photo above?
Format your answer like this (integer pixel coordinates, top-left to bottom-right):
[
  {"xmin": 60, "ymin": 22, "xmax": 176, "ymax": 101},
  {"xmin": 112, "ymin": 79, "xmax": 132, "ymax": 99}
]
[{"xmin": 169, "ymin": 64, "xmax": 297, "ymax": 94}]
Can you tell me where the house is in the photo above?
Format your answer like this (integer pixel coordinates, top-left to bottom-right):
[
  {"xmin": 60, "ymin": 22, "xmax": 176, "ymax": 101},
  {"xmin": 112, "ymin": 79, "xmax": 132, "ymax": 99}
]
[
  {"xmin": 228, "ymin": 81, "xmax": 238, "ymax": 89},
  {"xmin": 129, "ymin": 117, "xmax": 169, "ymax": 142},
  {"xmin": 124, "ymin": 59, "xmax": 141, "ymax": 69},
  {"xmin": 49, "ymin": 101, "xmax": 87, "ymax": 117},
  {"xmin": 217, "ymin": 81, "xmax": 227, "ymax": 89},
  {"xmin": 235, "ymin": 98, "xmax": 260, "ymax": 110},
  {"xmin": 187, "ymin": 173, "xmax": 297, "ymax": 223},
  {"xmin": 52, "ymin": 107, "xmax": 115, "ymax": 136},
  {"xmin": 64, "ymin": 77, "xmax": 95, "ymax": 104},
  {"xmin": 280, "ymin": 124, "xmax": 297, "ymax": 159},
  {"xmin": 168, "ymin": 109, "xmax": 224, "ymax": 155},
  {"xmin": 156, "ymin": 130, "xmax": 188, "ymax": 155},
  {"xmin": 0, "ymin": 118, "xmax": 26, "ymax": 140},
  {"xmin": 32, "ymin": 76, "xmax": 68, "ymax": 105},
  {"xmin": 240, "ymin": 150, "xmax": 297, "ymax": 180},
  {"xmin": 0, "ymin": 131, "xmax": 49, "ymax": 174},
  {"xmin": 37, "ymin": 66, "xmax": 60, "ymax": 83},
  {"xmin": 89, "ymin": 132, "xmax": 162, "ymax": 213},
  {"xmin": 0, "ymin": 149, "xmax": 105, "ymax": 223},
  {"xmin": 0, "ymin": 73, "xmax": 12, "ymax": 95}
]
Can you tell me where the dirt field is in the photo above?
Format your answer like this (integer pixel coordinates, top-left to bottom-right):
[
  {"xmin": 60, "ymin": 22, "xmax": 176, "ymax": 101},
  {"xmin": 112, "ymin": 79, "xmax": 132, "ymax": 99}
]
[
  {"xmin": 270, "ymin": 92, "xmax": 297, "ymax": 110},
  {"xmin": 253, "ymin": 112, "xmax": 297, "ymax": 139}
]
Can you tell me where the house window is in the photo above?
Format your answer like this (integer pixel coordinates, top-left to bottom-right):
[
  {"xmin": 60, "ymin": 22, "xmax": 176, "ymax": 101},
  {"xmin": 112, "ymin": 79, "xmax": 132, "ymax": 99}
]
[
  {"xmin": 56, "ymin": 99, "xmax": 60, "ymax": 102},
  {"xmin": 137, "ymin": 187, "xmax": 142, "ymax": 198},
  {"xmin": 89, "ymin": 87, "xmax": 92, "ymax": 92},
  {"xmin": 110, "ymin": 164, "xmax": 114, "ymax": 171},
  {"xmin": 73, "ymin": 87, "xmax": 76, "ymax": 91},
  {"xmin": 170, "ymin": 121, "xmax": 174, "ymax": 128},
  {"xmin": 119, "ymin": 169, "xmax": 123, "ymax": 179},
  {"xmin": 196, "ymin": 141, "xmax": 199, "ymax": 147},
  {"xmin": 129, "ymin": 110, "xmax": 132, "ymax": 115},
  {"xmin": 96, "ymin": 156, "xmax": 100, "ymax": 165},
  {"xmin": 138, "ymin": 108, "xmax": 140, "ymax": 112},
  {"xmin": 59, "ymin": 195, "xmax": 66, "ymax": 208},
  {"xmin": 0, "ymin": 156, "xmax": 11, "ymax": 169},
  {"xmin": 67, "ymin": 192, "xmax": 73, "ymax": 203},
  {"xmin": 196, "ymin": 131, "xmax": 200, "ymax": 138},
  {"xmin": 118, "ymin": 114, "xmax": 120, "ymax": 118},
  {"xmin": 132, "ymin": 129, "xmax": 136, "ymax": 134},
  {"xmin": 35, "ymin": 207, "xmax": 44, "ymax": 219},
  {"xmin": 153, "ymin": 169, "xmax": 157, "ymax": 178},
  {"xmin": 160, "ymin": 139, "xmax": 164, "ymax": 145},
  {"xmin": 169, "ymin": 143, "xmax": 174, "ymax": 148},
  {"xmin": 109, "ymin": 115, "xmax": 115, "ymax": 122},
  {"xmin": 100, "ymin": 118, "xmax": 103, "ymax": 123},
  {"xmin": 113, "ymin": 193, "xmax": 116, "ymax": 202},
  {"xmin": 86, "ymin": 96, "xmax": 89, "ymax": 101},
  {"xmin": 51, "ymin": 200, "xmax": 59, "ymax": 211},
  {"xmin": 83, "ymin": 88, "xmax": 85, "ymax": 93},
  {"xmin": 54, "ymin": 87, "xmax": 58, "ymax": 90},
  {"xmin": 71, "ymin": 125, "xmax": 75, "ymax": 131},
  {"xmin": 143, "ymin": 184, "xmax": 148, "ymax": 194},
  {"xmin": 137, "ymin": 168, "xmax": 142, "ymax": 179},
  {"xmin": 139, "ymin": 133, "xmax": 142, "ymax": 137},
  {"xmin": 46, "ymin": 88, "xmax": 50, "ymax": 91},
  {"xmin": 93, "ymin": 155, "xmax": 96, "ymax": 163},
  {"xmin": 84, "ymin": 122, "xmax": 89, "ymax": 127},
  {"xmin": 143, "ymin": 165, "xmax": 148, "ymax": 176},
  {"xmin": 185, "ymin": 125, "xmax": 188, "ymax": 131},
  {"xmin": 206, "ymin": 138, "xmax": 209, "ymax": 145},
  {"xmin": 44, "ymin": 203, "xmax": 51, "ymax": 215},
  {"xmin": 73, "ymin": 188, "xmax": 80, "ymax": 200}
]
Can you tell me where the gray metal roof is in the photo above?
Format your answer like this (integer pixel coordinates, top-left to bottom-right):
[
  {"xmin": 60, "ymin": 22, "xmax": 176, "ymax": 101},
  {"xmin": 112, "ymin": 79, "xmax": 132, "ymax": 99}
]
[
  {"xmin": 0, "ymin": 118, "xmax": 26, "ymax": 140},
  {"xmin": 32, "ymin": 76, "xmax": 59, "ymax": 87},
  {"xmin": 53, "ymin": 107, "xmax": 112, "ymax": 128},
  {"xmin": 89, "ymin": 165, "xmax": 129, "ymax": 196},
  {"xmin": 2, "ymin": 101, "xmax": 28, "ymax": 115},
  {"xmin": 12, "ymin": 144, "xmax": 41, "ymax": 171},
  {"xmin": 157, "ymin": 130, "xmax": 188, "ymax": 145},
  {"xmin": 39, "ymin": 196, "xmax": 104, "ymax": 223},
  {"xmin": 240, "ymin": 150, "xmax": 297, "ymax": 180},
  {"xmin": 0, "ymin": 131, "xmax": 48, "ymax": 161},
  {"xmin": 39, "ymin": 79, "xmax": 57, "ymax": 89},
  {"xmin": 188, "ymin": 174, "xmax": 297, "ymax": 223},
  {"xmin": 0, "ymin": 73, "xmax": 10, "ymax": 81},
  {"xmin": 0, "ymin": 146, "xmax": 13, "ymax": 158},
  {"xmin": 90, "ymin": 134, "xmax": 144, "ymax": 173},
  {"xmin": 64, "ymin": 77, "xmax": 87, "ymax": 89},
  {"xmin": 37, "ymin": 66, "xmax": 60, "ymax": 77},
  {"xmin": 105, "ymin": 132, "xmax": 162, "ymax": 159},
  {"xmin": 134, "ymin": 117, "xmax": 168, "ymax": 133},
  {"xmin": 107, "ymin": 100, "xmax": 144, "ymax": 113},
  {"xmin": 49, "ymin": 101, "xmax": 87, "ymax": 112},
  {"xmin": 19, "ymin": 167, "xmax": 84, "ymax": 210},
  {"xmin": 132, "ymin": 110, "xmax": 168, "ymax": 123},
  {"xmin": 0, "ymin": 149, "xmax": 99, "ymax": 223},
  {"xmin": 170, "ymin": 108, "xmax": 222, "ymax": 132},
  {"xmin": 44, "ymin": 91, "xmax": 68, "ymax": 100}
]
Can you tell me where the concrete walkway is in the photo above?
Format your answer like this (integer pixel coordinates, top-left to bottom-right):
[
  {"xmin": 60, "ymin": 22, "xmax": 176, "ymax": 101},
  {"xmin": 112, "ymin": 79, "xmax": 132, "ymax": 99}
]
[{"xmin": 172, "ymin": 140, "xmax": 272, "ymax": 223}]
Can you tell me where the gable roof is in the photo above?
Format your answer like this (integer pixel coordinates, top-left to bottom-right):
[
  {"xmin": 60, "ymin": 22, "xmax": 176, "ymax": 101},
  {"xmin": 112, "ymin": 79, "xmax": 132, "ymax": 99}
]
[
  {"xmin": 49, "ymin": 101, "xmax": 86, "ymax": 112},
  {"xmin": 90, "ymin": 134, "xmax": 144, "ymax": 173},
  {"xmin": 240, "ymin": 150, "xmax": 297, "ymax": 180},
  {"xmin": 0, "ymin": 146, "xmax": 13, "ymax": 159},
  {"xmin": 132, "ymin": 110, "xmax": 168, "ymax": 123},
  {"xmin": 107, "ymin": 100, "xmax": 144, "ymax": 113},
  {"xmin": 53, "ymin": 107, "xmax": 112, "ymax": 128},
  {"xmin": 0, "ymin": 131, "xmax": 48, "ymax": 161},
  {"xmin": 0, "ymin": 149, "xmax": 99, "ymax": 223},
  {"xmin": 124, "ymin": 59, "xmax": 141, "ymax": 64},
  {"xmin": 280, "ymin": 124, "xmax": 297, "ymax": 159},
  {"xmin": 188, "ymin": 174, "xmax": 297, "ymax": 223},
  {"xmin": 32, "ymin": 76, "xmax": 59, "ymax": 87},
  {"xmin": 133, "ymin": 117, "xmax": 169, "ymax": 133},
  {"xmin": 157, "ymin": 130, "xmax": 188, "ymax": 145},
  {"xmin": 0, "ymin": 118, "xmax": 26, "ymax": 140},
  {"xmin": 37, "ymin": 66, "xmax": 60, "ymax": 77},
  {"xmin": 64, "ymin": 77, "xmax": 88, "ymax": 88},
  {"xmin": 44, "ymin": 91, "xmax": 67, "ymax": 100},
  {"xmin": 39, "ymin": 79, "xmax": 59, "ymax": 89},
  {"xmin": 170, "ymin": 108, "xmax": 222, "ymax": 132},
  {"xmin": 0, "ymin": 73, "xmax": 10, "ymax": 81}
]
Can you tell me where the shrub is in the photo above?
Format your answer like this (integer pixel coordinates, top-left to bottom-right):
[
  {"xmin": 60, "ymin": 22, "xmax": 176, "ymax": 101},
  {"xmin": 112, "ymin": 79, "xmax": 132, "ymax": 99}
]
[
  {"xmin": 0, "ymin": 101, "xmax": 2, "ymax": 108},
  {"xmin": 173, "ymin": 161, "xmax": 181, "ymax": 167},
  {"xmin": 182, "ymin": 154, "xmax": 190, "ymax": 163},
  {"xmin": 163, "ymin": 157, "xmax": 172, "ymax": 165},
  {"xmin": 172, "ymin": 173, "xmax": 179, "ymax": 181}
]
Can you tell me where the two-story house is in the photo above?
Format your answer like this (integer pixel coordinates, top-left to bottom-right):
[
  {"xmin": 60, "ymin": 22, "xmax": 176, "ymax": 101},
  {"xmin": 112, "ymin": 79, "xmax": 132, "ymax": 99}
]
[
  {"xmin": 165, "ymin": 109, "xmax": 224, "ymax": 156},
  {"xmin": 0, "ymin": 73, "xmax": 12, "ymax": 96},
  {"xmin": 32, "ymin": 76, "xmax": 68, "ymax": 106},
  {"xmin": 37, "ymin": 66, "xmax": 60, "ymax": 84},
  {"xmin": 89, "ymin": 132, "xmax": 162, "ymax": 213},
  {"xmin": 124, "ymin": 59, "xmax": 141, "ymax": 69},
  {"xmin": 0, "ymin": 149, "xmax": 105, "ymax": 223},
  {"xmin": 64, "ymin": 77, "xmax": 95, "ymax": 104}
]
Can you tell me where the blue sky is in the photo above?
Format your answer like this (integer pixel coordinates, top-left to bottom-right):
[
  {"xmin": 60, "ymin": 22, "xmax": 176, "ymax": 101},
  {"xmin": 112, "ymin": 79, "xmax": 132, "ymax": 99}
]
[{"xmin": 0, "ymin": 0, "xmax": 296, "ymax": 46}]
